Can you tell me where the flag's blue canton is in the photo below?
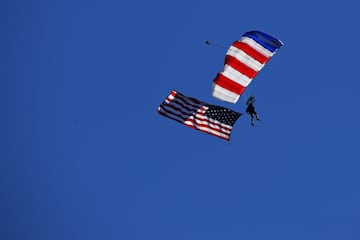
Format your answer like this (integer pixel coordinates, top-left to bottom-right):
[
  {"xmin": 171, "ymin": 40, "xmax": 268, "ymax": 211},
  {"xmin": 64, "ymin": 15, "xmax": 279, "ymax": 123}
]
[{"xmin": 205, "ymin": 105, "xmax": 241, "ymax": 126}]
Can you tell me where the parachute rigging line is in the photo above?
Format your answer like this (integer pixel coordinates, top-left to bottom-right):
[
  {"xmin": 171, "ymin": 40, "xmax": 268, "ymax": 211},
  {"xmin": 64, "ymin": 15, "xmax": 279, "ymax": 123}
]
[{"xmin": 205, "ymin": 40, "xmax": 227, "ymax": 49}]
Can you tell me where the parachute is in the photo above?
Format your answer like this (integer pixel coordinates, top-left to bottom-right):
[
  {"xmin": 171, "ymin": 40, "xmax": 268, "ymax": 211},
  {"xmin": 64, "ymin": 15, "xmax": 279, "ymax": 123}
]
[{"xmin": 211, "ymin": 31, "xmax": 283, "ymax": 103}]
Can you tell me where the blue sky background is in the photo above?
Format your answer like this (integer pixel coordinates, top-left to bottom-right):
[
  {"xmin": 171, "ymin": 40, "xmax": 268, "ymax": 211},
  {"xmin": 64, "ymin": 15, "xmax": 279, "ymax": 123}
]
[{"xmin": 1, "ymin": 0, "xmax": 360, "ymax": 239}]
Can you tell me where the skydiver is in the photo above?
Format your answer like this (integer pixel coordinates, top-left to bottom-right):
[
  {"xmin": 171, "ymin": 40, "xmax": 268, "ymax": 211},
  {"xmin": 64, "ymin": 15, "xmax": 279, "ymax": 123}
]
[{"xmin": 245, "ymin": 95, "xmax": 260, "ymax": 126}]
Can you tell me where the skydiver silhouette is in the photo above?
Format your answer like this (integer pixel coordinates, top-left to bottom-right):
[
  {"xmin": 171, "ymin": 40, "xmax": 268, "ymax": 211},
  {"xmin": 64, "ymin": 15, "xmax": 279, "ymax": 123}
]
[{"xmin": 245, "ymin": 95, "xmax": 260, "ymax": 126}]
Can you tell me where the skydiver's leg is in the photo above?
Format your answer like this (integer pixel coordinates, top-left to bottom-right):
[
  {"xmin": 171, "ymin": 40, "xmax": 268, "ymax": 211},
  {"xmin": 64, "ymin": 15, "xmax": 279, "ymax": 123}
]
[
  {"xmin": 253, "ymin": 109, "xmax": 260, "ymax": 121},
  {"xmin": 250, "ymin": 113, "xmax": 255, "ymax": 126},
  {"xmin": 256, "ymin": 113, "xmax": 260, "ymax": 121}
]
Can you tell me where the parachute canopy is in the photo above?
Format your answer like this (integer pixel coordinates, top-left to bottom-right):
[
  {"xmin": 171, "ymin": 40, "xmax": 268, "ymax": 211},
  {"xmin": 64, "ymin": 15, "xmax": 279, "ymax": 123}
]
[{"xmin": 212, "ymin": 31, "xmax": 283, "ymax": 103}]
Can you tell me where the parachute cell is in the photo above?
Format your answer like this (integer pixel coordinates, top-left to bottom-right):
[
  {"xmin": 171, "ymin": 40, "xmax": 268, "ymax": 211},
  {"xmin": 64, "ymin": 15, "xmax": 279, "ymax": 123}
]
[{"xmin": 212, "ymin": 31, "xmax": 283, "ymax": 103}]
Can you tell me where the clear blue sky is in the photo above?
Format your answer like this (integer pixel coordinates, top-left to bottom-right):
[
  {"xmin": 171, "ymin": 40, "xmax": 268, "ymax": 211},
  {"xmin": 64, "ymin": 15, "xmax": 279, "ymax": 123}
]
[{"xmin": 1, "ymin": 0, "xmax": 360, "ymax": 239}]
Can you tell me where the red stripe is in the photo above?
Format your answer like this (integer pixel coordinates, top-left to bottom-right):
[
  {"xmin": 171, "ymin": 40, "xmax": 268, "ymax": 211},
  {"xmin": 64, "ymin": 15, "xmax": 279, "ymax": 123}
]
[
  {"xmin": 184, "ymin": 117, "xmax": 230, "ymax": 140},
  {"xmin": 232, "ymin": 41, "xmax": 270, "ymax": 64},
  {"xmin": 165, "ymin": 90, "xmax": 177, "ymax": 102},
  {"xmin": 186, "ymin": 116, "xmax": 231, "ymax": 134},
  {"xmin": 225, "ymin": 55, "xmax": 258, "ymax": 79},
  {"xmin": 213, "ymin": 74, "xmax": 246, "ymax": 95},
  {"xmin": 193, "ymin": 113, "xmax": 232, "ymax": 132}
]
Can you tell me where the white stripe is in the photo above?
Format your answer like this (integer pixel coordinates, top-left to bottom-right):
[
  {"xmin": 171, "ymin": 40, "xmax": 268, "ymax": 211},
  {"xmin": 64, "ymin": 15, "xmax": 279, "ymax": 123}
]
[
  {"xmin": 165, "ymin": 91, "xmax": 175, "ymax": 103},
  {"xmin": 212, "ymin": 83, "xmax": 240, "ymax": 104},
  {"xmin": 239, "ymin": 36, "xmax": 274, "ymax": 58},
  {"xmin": 227, "ymin": 45, "xmax": 264, "ymax": 71},
  {"xmin": 184, "ymin": 117, "xmax": 231, "ymax": 135},
  {"xmin": 195, "ymin": 106, "xmax": 232, "ymax": 131},
  {"xmin": 183, "ymin": 119, "xmax": 230, "ymax": 139},
  {"xmin": 221, "ymin": 64, "xmax": 253, "ymax": 87}
]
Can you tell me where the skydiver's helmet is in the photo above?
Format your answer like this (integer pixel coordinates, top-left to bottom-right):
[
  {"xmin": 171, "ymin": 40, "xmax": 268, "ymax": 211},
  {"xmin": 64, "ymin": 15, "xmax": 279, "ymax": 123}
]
[{"xmin": 246, "ymin": 95, "xmax": 256, "ymax": 105}]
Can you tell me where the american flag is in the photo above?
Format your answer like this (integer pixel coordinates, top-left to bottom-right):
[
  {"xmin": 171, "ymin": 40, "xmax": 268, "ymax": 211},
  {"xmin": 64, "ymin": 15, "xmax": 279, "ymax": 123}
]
[
  {"xmin": 212, "ymin": 31, "xmax": 283, "ymax": 103},
  {"xmin": 158, "ymin": 90, "xmax": 241, "ymax": 141}
]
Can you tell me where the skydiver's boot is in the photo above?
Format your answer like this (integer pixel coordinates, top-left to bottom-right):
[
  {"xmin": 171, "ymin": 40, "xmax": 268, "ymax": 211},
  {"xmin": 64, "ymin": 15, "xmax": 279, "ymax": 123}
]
[
  {"xmin": 256, "ymin": 114, "xmax": 261, "ymax": 121},
  {"xmin": 251, "ymin": 119, "xmax": 255, "ymax": 126}
]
